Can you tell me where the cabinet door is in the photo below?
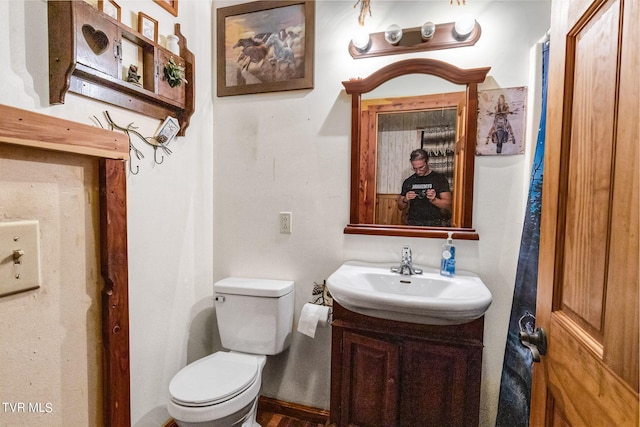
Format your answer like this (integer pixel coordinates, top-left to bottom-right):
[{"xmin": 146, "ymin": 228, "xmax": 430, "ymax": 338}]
[
  {"xmin": 74, "ymin": 1, "xmax": 120, "ymax": 78},
  {"xmin": 400, "ymin": 340, "xmax": 481, "ymax": 427},
  {"xmin": 341, "ymin": 332, "xmax": 399, "ymax": 427},
  {"xmin": 157, "ymin": 49, "xmax": 186, "ymax": 107}
]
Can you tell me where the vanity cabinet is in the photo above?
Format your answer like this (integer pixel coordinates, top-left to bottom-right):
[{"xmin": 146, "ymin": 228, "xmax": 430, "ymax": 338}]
[
  {"xmin": 48, "ymin": 0, "xmax": 195, "ymax": 135},
  {"xmin": 330, "ymin": 302, "xmax": 484, "ymax": 427}
]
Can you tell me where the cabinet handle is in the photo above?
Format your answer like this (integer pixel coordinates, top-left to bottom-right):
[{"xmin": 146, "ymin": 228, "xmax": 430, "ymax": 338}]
[{"xmin": 113, "ymin": 40, "xmax": 121, "ymax": 59}]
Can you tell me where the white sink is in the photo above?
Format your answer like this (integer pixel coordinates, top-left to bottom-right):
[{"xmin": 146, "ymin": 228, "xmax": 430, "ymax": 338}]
[{"xmin": 326, "ymin": 261, "xmax": 492, "ymax": 325}]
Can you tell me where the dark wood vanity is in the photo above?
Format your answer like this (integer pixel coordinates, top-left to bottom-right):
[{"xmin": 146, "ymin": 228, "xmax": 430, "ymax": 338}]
[{"xmin": 330, "ymin": 302, "xmax": 484, "ymax": 427}]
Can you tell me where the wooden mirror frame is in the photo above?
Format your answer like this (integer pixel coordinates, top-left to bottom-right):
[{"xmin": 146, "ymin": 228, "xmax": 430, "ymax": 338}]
[{"xmin": 342, "ymin": 58, "xmax": 490, "ymax": 240}]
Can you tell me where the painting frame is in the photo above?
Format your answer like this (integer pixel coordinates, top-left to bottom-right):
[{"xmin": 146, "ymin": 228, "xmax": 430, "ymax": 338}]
[
  {"xmin": 154, "ymin": 0, "xmax": 178, "ymax": 17},
  {"xmin": 99, "ymin": 0, "xmax": 121, "ymax": 22},
  {"xmin": 216, "ymin": 0, "xmax": 315, "ymax": 97},
  {"xmin": 476, "ymin": 86, "xmax": 528, "ymax": 156},
  {"xmin": 138, "ymin": 12, "xmax": 158, "ymax": 43}
]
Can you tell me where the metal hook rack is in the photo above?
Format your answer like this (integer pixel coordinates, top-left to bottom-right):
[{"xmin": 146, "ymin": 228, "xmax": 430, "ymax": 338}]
[{"xmin": 96, "ymin": 111, "xmax": 173, "ymax": 174}]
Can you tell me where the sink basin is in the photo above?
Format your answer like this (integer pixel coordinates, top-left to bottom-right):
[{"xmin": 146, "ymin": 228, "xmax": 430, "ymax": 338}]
[{"xmin": 326, "ymin": 261, "xmax": 492, "ymax": 325}]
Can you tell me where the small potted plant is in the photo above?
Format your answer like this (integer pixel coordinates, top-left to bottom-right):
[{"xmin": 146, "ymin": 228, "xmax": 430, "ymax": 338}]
[{"xmin": 163, "ymin": 57, "xmax": 187, "ymax": 88}]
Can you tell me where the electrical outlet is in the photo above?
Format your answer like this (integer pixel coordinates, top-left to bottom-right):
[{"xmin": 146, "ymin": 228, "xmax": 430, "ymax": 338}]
[{"xmin": 279, "ymin": 212, "xmax": 292, "ymax": 234}]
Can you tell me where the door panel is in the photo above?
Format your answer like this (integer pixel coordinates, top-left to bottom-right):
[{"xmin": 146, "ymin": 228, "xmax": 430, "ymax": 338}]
[
  {"xmin": 341, "ymin": 331, "xmax": 399, "ymax": 426},
  {"xmin": 531, "ymin": 0, "xmax": 639, "ymax": 425},
  {"xmin": 74, "ymin": 1, "xmax": 120, "ymax": 78},
  {"xmin": 561, "ymin": 0, "xmax": 619, "ymax": 334},
  {"xmin": 400, "ymin": 340, "xmax": 481, "ymax": 427}
]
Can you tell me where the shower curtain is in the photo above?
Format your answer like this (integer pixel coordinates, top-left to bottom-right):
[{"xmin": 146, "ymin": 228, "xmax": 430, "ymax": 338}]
[{"xmin": 495, "ymin": 37, "xmax": 549, "ymax": 427}]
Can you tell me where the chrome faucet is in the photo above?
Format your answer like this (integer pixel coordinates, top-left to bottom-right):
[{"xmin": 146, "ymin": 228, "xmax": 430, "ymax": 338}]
[{"xmin": 391, "ymin": 245, "xmax": 423, "ymax": 276}]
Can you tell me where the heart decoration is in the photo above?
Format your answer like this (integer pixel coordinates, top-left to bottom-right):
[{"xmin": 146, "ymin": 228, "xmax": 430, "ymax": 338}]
[{"xmin": 82, "ymin": 24, "xmax": 109, "ymax": 55}]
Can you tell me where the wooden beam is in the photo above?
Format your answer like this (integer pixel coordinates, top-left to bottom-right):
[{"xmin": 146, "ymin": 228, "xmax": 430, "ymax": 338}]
[
  {"xmin": 0, "ymin": 104, "xmax": 129, "ymax": 159},
  {"xmin": 99, "ymin": 159, "xmax": 131, "ymax": 426}
]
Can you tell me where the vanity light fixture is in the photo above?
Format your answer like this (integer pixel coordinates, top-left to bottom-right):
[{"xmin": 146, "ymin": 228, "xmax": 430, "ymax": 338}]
[
  {"xmin": 453, "ymin": 13, "xmax": 476, "ymax": 39},
  {"xmin": 348, "ymin": 20, "xmax": 481, "ymax": 59}
]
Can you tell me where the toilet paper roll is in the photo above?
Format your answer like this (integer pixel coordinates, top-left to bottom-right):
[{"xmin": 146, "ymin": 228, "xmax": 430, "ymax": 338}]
[{"xmin": 297, "ymin": 303, "xmax": 331, "ymax": 338}]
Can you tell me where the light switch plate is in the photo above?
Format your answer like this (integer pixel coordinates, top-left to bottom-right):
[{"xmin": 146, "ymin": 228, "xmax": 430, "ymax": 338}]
[{"xmin": 0, "ymin": 220, "xmax": 41, "ymax": 297}]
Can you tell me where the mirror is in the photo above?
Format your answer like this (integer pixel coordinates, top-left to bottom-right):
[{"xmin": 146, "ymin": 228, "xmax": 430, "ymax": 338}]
[{"xmin": 342, "ymin": 58, "xmax": 490, "ymax": 239}]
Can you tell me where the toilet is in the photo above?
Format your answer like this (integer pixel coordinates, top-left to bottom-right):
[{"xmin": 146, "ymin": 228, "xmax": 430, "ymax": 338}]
[{"xmin": 167, "ymin": 277, "xmax": 295, "ymax": 427}]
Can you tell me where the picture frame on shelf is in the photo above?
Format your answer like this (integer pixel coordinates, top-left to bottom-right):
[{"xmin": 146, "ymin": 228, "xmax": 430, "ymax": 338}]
[
  {"xmin": 138, "ymin": 12, "xmax": 158, "ymax": 43},
  {"xmin": 99, "ymin": 0, "xmax": 121, "ymax": 21},
  {"xmin": 217, "ymin": 0, "xmax": 315, "ymax": 97},
  {"xmin": 155, "ymin": 116, "xmax": 181, "ymax": 145},
  {"xmin": 154, "ymin": 0, "xmax": 178, "ymax": 17}
]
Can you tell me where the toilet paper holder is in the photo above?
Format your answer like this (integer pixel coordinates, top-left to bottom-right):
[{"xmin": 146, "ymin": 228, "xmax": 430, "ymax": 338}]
[
  {"xmin": 296, "ymin": 281, "xmax": 333, "ymax": 338},
  {"xmin": 311, "ymin": 280, "xmax": 333, "ymax": 309},
  {"xmin": 298, "ymin": 302, "xmax": 332, "ymax": 337}
]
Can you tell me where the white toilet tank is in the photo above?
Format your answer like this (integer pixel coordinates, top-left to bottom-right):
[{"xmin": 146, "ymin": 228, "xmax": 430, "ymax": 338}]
[{"xmin": 213, "ymin": 277, "xmax": 294, "ymax": 355}]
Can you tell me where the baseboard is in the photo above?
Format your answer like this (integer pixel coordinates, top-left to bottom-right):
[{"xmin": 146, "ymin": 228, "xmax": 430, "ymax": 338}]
[
  {"xmin": 257, "ymin": 396, "xmax": 330, "ymax": 424},
  {"xmin": 164, "ymin": 395, "xmax": 329, "ymax": 426}
]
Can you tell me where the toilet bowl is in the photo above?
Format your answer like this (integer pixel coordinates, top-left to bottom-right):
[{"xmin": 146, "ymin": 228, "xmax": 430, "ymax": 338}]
[
  {"xmin": 167, "ymin": 277, "xmax": 294, "ymax": 427},
  {"xmin": 168, "ymin": 352, "xmax": 266, "ymax": 427}
]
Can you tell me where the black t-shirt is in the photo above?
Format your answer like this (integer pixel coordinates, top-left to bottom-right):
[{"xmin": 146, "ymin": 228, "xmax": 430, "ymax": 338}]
[{"xmin": 401, "ymin": 171, "xmax": 451, "ymax": 226}]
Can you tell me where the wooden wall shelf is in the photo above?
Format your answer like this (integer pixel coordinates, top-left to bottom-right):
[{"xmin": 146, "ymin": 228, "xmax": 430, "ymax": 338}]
[
  {"xmin": 48, "ymin": 0, "xmax": 195, "ymax": 136},
  {"xmin": 348, "ymin": 21, "xmax": 481, "ymax": 59}
]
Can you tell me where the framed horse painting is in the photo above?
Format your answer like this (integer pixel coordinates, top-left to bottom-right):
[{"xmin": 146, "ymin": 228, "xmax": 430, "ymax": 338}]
[{"xmin": 216, "ymin": 0, "xmax": 315, "ymax": 96}]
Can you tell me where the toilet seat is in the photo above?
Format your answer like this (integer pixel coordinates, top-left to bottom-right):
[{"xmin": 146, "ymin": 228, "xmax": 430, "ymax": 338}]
[{"xmin": 169, "ymin": 352, "xmax": 260, "ymax": 407}]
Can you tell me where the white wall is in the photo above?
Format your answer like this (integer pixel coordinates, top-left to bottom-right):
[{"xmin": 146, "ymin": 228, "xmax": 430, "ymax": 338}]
[{"xmin": 0, "ymin": 0, "xmax": 550, "ymax": 426}]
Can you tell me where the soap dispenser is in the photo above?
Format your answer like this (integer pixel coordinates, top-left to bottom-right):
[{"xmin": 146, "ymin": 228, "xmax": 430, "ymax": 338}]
[{"xmin": 440, "ymin": 232, "xmax": 456, "ymax": 277}]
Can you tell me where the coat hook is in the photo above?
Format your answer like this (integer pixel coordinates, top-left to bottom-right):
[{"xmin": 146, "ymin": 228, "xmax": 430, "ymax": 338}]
[
  {"xmin": 129, "ymin": 158, "xmax": 140, "ymax": 175},
  {"xmin": 128, "ymin": 139, "xmax": 144, "ymax": 175},
  {"xmin": 154, "ymin": 146, "xmax": 164, "ymax": 164}
]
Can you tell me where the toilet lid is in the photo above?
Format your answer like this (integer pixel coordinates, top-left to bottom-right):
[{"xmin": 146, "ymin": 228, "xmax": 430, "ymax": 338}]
[{"xmin": 169, "ymin": 352, "xmax": 259, "ymax": 407}]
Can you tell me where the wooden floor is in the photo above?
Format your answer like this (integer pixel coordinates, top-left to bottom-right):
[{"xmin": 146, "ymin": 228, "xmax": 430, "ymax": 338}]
[
  {"xmin": 256, "ymin": 396, "xmax": 330, "ymax": 427},
  {"xmin": 257, "ymin": 410, "xmax": 327, "ymax": 427}
]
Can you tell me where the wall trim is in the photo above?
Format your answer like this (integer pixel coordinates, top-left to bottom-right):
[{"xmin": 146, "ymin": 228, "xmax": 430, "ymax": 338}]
[{"xmin": 257, "ymin": 396, "xmax": 330, "ymax": 424}]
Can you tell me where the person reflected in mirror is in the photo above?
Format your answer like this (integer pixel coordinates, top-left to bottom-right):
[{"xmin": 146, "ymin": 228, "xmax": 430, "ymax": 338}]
[{"xmin": 397, "ymin": 149, "xmax": 452, "ymax": 227}]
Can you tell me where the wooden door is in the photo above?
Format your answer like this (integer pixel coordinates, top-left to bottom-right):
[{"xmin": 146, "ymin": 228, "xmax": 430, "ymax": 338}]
[{"xmin": 531, "ymin": 0, "xmax": 639, "ymax": 425}]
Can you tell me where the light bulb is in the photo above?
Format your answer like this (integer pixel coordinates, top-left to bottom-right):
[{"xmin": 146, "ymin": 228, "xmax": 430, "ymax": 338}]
[
  {"xmin": 352, "ymin": 27, "xmax": 371, "ymax": 52},
  {"xmin": 454, "ymin": 14, "xmax": 475, "ymax": 39},
  {"xmin": 421, "ymin": 22, "xmax": 436, "ymax": 41},
  {"xmin": 384, "ymin": 24, "xmax": 403, "ymax": 45}
]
